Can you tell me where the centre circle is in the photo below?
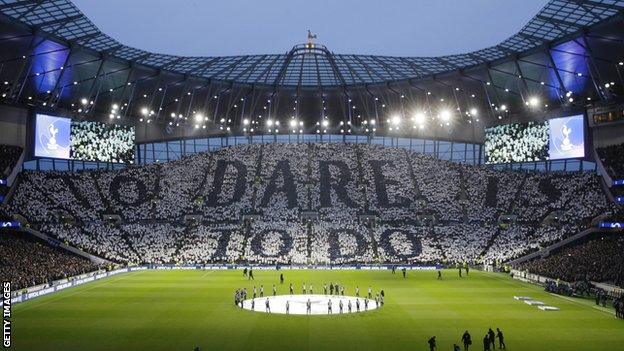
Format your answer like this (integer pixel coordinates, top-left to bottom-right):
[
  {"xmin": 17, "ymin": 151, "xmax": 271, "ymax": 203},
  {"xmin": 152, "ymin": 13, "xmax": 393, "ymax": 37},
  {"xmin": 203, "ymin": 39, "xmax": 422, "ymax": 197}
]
[{"xmin": 240, "ymin": 294, "xmax": 381, "ymax": 315}]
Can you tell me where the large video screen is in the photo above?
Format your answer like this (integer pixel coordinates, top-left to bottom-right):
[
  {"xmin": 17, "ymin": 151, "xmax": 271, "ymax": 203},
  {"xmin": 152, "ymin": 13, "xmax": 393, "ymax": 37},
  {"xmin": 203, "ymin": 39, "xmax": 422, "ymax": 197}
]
[
  {"xmin": 484, "ymin": 114, "xmax": 585, "ymax": 164},
  {"xmin": 548, "ymin": 115, "xmax": 585, "ymax": 160},
  {"xmin": 70, "ymin": 120, "xmax": 135, "ymax": 163},
  {"xmin": 34, "ymin": 114, "xmax": 135, "ymax": 163},
  {"xmin": 34, "ymin": 114, "xmax": 72, "ymax": 159},
  {"xmin": 484, "ymin": 121, "xmax": 549, "ymax": 164}
]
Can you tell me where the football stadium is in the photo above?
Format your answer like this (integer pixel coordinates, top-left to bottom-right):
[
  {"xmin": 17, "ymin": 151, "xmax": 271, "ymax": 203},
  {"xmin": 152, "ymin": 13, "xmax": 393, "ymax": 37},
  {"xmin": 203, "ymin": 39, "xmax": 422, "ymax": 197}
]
[{"xmin": 1, "ymin": 0, "xmax": 624, "ymax": 350}]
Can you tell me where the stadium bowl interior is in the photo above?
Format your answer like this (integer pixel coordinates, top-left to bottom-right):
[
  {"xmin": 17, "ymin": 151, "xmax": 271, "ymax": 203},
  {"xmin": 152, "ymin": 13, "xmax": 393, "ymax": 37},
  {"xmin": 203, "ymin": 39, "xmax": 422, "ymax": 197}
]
[{"xmin": 0, "ymin": 1, "xmax": 623, "ymax": 350}]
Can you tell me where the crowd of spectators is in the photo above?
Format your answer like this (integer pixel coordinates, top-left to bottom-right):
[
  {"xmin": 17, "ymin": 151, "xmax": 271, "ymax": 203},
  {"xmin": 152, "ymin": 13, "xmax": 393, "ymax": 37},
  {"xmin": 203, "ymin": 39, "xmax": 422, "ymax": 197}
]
[
  {"xmin": 0, "ymin": 231, "xmax": 100, "ymax": 290},
  {"xmin": 514, "ymin": 235, "xmax": 624, "ymax": 287},
  {"xmin": 6, "ymin": 142, "xmax": 613, "ymax": 269},
  {"xmin": 244, "ymin": 220, "xmax": 307, "ymax": 264},
  {"xmin": 0, "ymin": 144, "xmax": 22, "ymax": 177},
  {"xmin": 597, "ymin": 142, "xmax": 624, "ymax": 178}
]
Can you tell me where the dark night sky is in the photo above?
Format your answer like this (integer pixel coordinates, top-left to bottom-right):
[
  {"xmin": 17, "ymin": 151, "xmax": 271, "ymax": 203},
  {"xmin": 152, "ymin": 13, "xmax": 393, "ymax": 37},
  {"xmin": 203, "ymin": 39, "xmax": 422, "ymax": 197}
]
[{"xmin": 73, "ymin": 0, "xmax": 547, "ymax": 57}]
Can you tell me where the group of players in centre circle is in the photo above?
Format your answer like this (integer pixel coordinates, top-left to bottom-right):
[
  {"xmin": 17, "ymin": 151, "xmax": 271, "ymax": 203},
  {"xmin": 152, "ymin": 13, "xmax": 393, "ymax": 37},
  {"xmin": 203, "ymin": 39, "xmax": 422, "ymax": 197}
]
[{"xmin": 234, "ymin": 268, "xmax": 385, "ymax": 314}]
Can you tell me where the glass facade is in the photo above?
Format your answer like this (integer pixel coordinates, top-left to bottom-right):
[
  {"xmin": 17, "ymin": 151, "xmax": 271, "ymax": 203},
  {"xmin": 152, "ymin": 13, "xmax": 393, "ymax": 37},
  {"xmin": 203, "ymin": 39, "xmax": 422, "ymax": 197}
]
[
  {"xmin": 22, "ymin": 134, "xmax": 595, "ymax": 172},
  {"xmin": 133, "ymin": 134, "xmax": 484, "ymax": 165}
]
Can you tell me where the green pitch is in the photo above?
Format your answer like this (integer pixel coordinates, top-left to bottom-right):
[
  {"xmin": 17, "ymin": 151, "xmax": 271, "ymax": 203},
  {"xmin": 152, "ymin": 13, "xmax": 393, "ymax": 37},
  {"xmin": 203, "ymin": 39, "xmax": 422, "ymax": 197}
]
[{"xmin": 12, "ymin": 269, "xmax": 624, "ymax": 351}]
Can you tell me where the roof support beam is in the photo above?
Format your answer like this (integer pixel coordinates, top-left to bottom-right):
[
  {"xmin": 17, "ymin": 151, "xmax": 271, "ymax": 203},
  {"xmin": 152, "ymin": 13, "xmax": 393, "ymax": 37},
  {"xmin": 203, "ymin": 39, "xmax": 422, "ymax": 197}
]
[
  {"xmin": 580, "ymin": 34, "xmax": 608, "ymax": 99},
  {"xmin": 338, "ymin": 56, "xmax": 367, "ymax": 84},
  {"xmin": 36, "ymin": 14, "xmax": 83, "ymax": 29},
  {"xmin": 324, "ymin": 51, "xmax": 348, "ymax": 87},
  {"xmin": 352, "ymin": 56, "xmax": 381, "ymax": 83},
  {"xmin": 8, "ymin": 33, "xmax": 37, "ymax": 102},
  {"xmin": 231, "ymin": 55, "xmax": 268, "ymax": 82},
  {"xmin": 513, "ymin": 58, "xmax": 529, "ymax": 102},
  {"xmin": 255, "ymin": 55, "xmax": 281, "ymax": 85},
  {"xmin": 49, "ymin": 45, "xmax": 72, "ymax": 105},
  {"xmin": 0, "ymin": 0, "xmax": 41, "ymax": 11},
  {"xmin": 536, "ymin": 15, "xmax": 584, "ymax": 32},
  {"xmin": 273, "ymin": 50, "xmax": 296, "ymax": 86},
  {"xmin": 571, "ymin": 0, "xmax": 624, "ymax": 12},
  {"xmin": 484, "ymin": 65, "xmax": 502, "ymax": 106},
  {"xmin": 86, "ymin": 56, "xmax": 106, "ymax": 104}
]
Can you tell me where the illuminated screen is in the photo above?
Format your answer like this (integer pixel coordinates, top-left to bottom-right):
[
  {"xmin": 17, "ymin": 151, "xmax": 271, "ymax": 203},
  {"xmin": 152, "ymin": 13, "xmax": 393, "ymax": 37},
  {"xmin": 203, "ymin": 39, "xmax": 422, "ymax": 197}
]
[
  {"xmin": 484, "ymin": 121, "xmax": 549, "ymax": 164},
  {"xmin": 34, "ymin": 114, "xmax": 71, "ymax": 159},
  {"xmin": 70, "ymin": 120, "xmax": 135, "ymax": 163},
  {"xmin": 34, "ymin": 114, "xmax": 135, "ymax": 163},
  {"xmin": 485, "ymin": 114, "xmax": 585, "ymax": 164},
  {"xmin": 548, "ymin": 114, "xmax": 585, "ymax": 160}
]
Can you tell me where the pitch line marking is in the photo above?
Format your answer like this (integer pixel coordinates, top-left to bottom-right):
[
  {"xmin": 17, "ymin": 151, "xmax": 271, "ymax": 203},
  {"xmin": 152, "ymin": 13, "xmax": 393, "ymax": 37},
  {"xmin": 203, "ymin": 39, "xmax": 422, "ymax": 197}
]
[{"xmin": 484, "ymin": 271, "xmax": 616, "ymax": 317}]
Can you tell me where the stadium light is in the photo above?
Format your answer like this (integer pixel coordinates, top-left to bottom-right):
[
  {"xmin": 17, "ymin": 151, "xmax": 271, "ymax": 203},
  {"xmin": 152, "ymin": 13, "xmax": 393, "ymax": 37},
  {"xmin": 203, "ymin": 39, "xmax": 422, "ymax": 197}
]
[
  {"xmin": 391, "ymin": 115, "xmax": 401, "ymax": 126},
  {"xmin": 439, "ymin": 110, "xmax": 452, "ymax": 121},
  {"xmin": 243, "ymin": 118, "xmax": 249, "ymax": 125},
  {"xmin": 141, "ymin": 107, "xmax": 149, "ymax": 116},
  {"xmin": 525, "ymin": 97, "xmax": 539, "ymax": 107},
  {"xmin": 266, "ymin": 119, "xmax": 274, "ymax": 127},
  {"xmin": 469, "ymin": 108, "xmax": 478, "ymax": 116},
  {"xmin": 194, "ymin": 113, "xmax": 203, "ymax": 123},
  {"xmin": 322, "ymin": 120, "xmax": 329, "ymax": 127},
  {"xmin": 413, "ymin": 112, "xmax": 426, "ymax": 125},
  {"xmin": 80, "ymin": 98, "xmax": 88, "ymax": 105},
  {"xmin": 289, "ymin": 119, "xmax": 297, "ymax": 128}
]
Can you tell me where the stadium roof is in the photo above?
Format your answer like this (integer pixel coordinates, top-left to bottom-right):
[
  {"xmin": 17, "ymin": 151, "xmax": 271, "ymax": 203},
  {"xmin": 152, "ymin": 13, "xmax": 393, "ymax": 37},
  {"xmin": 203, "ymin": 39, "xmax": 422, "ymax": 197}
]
[
  {"xmin": 0, "ymin": 0, "xmax": 623, "ymax": 144},
  {"xmin": 1, "ymin": 0, "xmax": 623, "ymax": 87}
]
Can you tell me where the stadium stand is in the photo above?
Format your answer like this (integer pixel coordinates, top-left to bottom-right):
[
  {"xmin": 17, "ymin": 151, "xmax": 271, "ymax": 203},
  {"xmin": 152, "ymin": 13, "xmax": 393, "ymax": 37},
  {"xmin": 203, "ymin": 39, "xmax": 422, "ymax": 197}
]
[
  {"xmin": 8, "ymin": 143, "xmax": 614, "ymax": 265},
  {"xmin": 597, "ymin": 143, "xmax": 624, "ymax": 178},
  {"xmin": 0, "ymin": 231, "xmax": 101, "ymax": 290},
  {"xmin": 0, "ymin": 144, "xmax": 22, "ymax": 177},
  {"xmin": 513, "ymin": 235, "xmax": 624, "ymax": 287}
]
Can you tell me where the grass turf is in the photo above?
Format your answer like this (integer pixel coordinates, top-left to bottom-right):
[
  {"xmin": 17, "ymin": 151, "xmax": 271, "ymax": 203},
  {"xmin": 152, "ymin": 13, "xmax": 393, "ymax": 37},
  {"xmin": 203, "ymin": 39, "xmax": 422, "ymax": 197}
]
[{"xmin": 11, "ymin": 269, "xmax": 624, "ymax": 351}]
